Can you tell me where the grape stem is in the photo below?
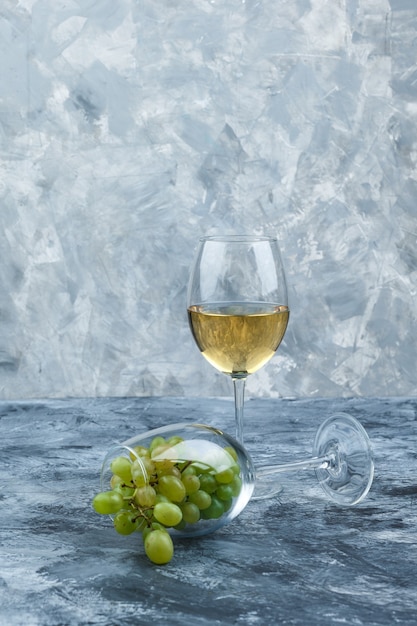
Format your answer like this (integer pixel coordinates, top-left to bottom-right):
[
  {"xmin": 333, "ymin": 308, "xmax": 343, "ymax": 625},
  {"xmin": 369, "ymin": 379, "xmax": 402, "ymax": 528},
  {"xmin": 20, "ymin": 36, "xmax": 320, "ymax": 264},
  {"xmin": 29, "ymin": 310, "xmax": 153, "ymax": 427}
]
[{"xmin": 180, "ymin": 461, "xmax": 192, "ymax": 473}]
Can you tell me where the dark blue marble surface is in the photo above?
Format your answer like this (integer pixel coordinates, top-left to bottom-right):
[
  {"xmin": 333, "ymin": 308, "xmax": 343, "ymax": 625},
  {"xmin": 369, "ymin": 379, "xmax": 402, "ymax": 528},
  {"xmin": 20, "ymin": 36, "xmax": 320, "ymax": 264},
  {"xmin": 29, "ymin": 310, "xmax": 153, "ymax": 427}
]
[{"xmin": 1, "ymin": 396, "xmax": 416, "ymax": 625}]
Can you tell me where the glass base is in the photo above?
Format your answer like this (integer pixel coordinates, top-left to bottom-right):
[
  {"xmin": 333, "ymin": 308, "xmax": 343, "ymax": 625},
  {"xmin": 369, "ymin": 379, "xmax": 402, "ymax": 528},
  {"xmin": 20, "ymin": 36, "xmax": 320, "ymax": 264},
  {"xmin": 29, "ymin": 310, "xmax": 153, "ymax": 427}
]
[{"xmin": 313, "ymin": 413, "xmax": 374, "ymax": 506}]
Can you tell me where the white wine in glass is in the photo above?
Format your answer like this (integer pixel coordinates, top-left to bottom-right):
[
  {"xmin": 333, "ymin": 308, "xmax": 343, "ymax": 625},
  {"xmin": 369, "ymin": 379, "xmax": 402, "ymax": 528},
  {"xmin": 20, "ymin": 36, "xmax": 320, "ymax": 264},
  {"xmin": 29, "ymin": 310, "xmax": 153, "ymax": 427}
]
[{"xmin": 187, "ymin": 235, "xmax": 289, "ymax": 446}]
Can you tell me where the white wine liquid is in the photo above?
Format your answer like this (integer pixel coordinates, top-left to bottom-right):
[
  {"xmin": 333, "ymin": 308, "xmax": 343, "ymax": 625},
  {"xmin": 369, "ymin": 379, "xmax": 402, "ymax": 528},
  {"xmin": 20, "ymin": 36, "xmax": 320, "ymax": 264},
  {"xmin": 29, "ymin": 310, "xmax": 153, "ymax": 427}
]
[{"xmin": 188, "ymin": 302, "xmax": 289, "ymax": 377}]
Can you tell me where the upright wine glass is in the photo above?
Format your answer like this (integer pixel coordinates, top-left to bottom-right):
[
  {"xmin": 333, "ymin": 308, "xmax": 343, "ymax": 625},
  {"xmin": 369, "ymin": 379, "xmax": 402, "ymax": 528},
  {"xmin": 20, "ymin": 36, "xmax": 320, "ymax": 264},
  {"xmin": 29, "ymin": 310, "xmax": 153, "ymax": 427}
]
[{"xmin": 187, "ymin": 235, "xmax": 289, "ymax": 446}]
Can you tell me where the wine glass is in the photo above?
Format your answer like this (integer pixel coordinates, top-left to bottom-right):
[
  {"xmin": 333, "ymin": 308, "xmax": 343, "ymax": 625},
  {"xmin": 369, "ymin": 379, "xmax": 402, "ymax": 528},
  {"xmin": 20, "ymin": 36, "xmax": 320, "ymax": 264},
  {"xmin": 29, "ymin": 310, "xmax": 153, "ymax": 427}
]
[
  {"xmin": 187, "ymin": 235, "xmax": 289, "ymax": 446},
  {"xmin": 99, "ymin": 414, "xmax": 374, "ymax": 542}
]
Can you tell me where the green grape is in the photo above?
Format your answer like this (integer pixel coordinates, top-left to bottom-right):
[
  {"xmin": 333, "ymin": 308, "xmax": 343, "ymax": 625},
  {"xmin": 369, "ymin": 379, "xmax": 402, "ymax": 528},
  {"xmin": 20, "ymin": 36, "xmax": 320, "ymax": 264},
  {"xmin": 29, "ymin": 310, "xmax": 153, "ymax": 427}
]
[
  {"xmin": 167, "ymin": 435, "xmax": 183, "ymax": 445},
  {"xmin": 180, "ymin": 501, "xmax": 200, "ymax": 524},
  {"xmin": 144, "ymin": 457, "xmax": 157, "ymax": 473},
  {"xmin": 110, "ymin": 456, "xmax": 133, "ymax": 484},
  {"xmin": 181, "ymin": 473, "xmax": 200, "ymax": 495},
  {"xmin": 114, "ymin": 483, "xmax": 135, "ymax": 498},
  {"xmin": 114, "ymin": 510, "xmax": 140, "ymax": 535},
  {"xmin": 173, "ymin": 519, "xmax": 187, "ymax": 531},
  {"xmin": 216, "ymin": 483, "xmax": 233, "ymax": 501},
  {"xmin": 224, "ymin": 446, "xmax": 238, "ymax": 462},
  {"xmin": 171, "ymin": 467, "xmax": 183, "ymax": 479},
  {"xmin": 110, "ymin": 474, "xmax": 123, "ymax": 489},
  {"xmin": 199, "ymin": 474, "xmax": 217, "ymax": 494},
  {"xmin": 144, "ymin": 529, "xmax": 174, "ymax": 564},
  {"xmin": 130, "ymin": 445, "xmax": 150, "ymax": 460},
  {"xmin": 155, "ymin": 463, "xmax": 181, "ymax": 478},
  {"xmin": 151, "ymin": 443, "xmax": 171, "ymax": 459},
  {"xmin": 215, "ymin": 467, "xmax": 235, "ymax": 484},
  {"xmin": 142, "ymin": 522, "xmax": 166, "ymax": 542},
  {"xmin": 222, "ymin": 498, "xmax": 233, "ymax": 513},
  {"xmin": 131, "ymin": 458, "xmax": 149, "ymax": 487},
  {"xmin": 134, "ymin": 485, "xmax": 156, "ymax": 508},
  {"xmin": 153, "ymin": 502, "xmax": 183, "ymax": 527},
  {"xmin": 188, "ymin": 489, "xmax": 211, "ymax": 510},
  {"xmin": 152, "ymin": 455, "xmax": 174, "ymax": 476},
  {"xmin": 200, "ymin": 495, "xmax": 224, "ymax": 520},
  {"xmin": 149, "ymin": 436, "xmax": 166, "ymax": 454},
  {"xmin": 157, "ymin": 475, "xmax": 186, "ymax": 503},
  {"xmin": 181, "ymin": 464, "xmax": 196, "ymax": 477},
  {"xmin": 92, "ymin": 490, "xmax": 124, "ymax": 515},
  {"xmin": 155, "ymin": 493, "xmax": 170, "ymax": 504},
  {"xmin": 232, "ymin": 463, "xmax": 240, "ymax": 475},
  {"xmin": 230, "ymin": 475, "xmax": 242, "ymax": 497}
]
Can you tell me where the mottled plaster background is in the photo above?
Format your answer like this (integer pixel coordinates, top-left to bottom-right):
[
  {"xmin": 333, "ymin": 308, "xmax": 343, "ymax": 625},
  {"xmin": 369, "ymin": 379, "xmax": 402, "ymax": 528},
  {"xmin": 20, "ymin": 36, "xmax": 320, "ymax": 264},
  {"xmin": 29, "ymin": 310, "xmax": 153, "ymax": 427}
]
[{"xmin": 0, "ymin": 0, "xmax": 416, "ymax": 400}]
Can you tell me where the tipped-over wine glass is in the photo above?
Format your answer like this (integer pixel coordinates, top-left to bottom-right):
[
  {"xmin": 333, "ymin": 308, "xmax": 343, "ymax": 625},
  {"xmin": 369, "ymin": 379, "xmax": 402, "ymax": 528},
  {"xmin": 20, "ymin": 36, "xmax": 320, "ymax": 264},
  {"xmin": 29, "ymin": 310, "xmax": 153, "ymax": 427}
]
[
  {"xmin": 187, "ymin": 235, "xmax": 289, "ymax": 446},
  {"xmin": 99, "ymin": 413, "xmax": 374, "ymax": 543}
]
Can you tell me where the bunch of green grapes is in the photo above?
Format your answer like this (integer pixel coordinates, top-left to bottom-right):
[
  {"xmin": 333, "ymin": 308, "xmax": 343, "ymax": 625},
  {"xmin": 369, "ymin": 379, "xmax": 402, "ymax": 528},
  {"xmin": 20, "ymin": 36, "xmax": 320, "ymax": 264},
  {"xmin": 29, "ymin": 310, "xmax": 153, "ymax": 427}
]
[{"xmin": 92, "ymin": 434, "xmax": 242, "ymax": 564}]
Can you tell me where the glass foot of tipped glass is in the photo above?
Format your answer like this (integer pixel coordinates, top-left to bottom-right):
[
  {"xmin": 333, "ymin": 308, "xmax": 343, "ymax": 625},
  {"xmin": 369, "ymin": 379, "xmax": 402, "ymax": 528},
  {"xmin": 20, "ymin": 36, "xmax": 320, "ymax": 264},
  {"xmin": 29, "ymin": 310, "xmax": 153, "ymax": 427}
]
[
  {"xmin": 253, "ymin": 412, "xmax": 374, "ymax": 505},
  {"xmin": 313, "ymin": 412, "xmax": 374, "ymax": 506}
]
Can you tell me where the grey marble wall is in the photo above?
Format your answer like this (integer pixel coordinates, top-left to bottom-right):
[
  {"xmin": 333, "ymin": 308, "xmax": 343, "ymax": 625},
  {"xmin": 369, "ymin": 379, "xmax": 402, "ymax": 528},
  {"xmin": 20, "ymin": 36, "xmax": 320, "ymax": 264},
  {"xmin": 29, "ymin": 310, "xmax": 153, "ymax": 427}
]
[{"xmin": 0, "ymin": 0, "xmax": 416, "ymax": 400}]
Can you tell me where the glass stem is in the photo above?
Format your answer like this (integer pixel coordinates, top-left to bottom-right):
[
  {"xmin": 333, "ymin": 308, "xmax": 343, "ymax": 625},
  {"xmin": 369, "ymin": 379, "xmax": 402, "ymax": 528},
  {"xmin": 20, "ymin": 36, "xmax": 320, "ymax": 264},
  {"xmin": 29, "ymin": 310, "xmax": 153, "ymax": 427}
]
[
  {"xmin": 232, "ymin": 376, "xmax": 246, "ymax": 445},
  {"xmin": 255, "ymin": 454, "xmax": 335, "ymax": 480}
]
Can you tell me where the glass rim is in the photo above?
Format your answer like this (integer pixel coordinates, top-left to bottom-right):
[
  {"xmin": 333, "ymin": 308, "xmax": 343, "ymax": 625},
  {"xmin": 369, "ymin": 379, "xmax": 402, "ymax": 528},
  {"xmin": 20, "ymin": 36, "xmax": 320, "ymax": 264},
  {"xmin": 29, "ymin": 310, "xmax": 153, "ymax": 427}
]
[{"xmin": 199, "ymin": 234, "xmax": 278, "ymax": 243}]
